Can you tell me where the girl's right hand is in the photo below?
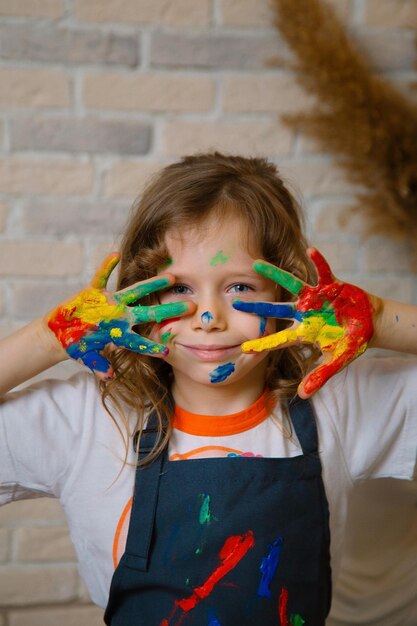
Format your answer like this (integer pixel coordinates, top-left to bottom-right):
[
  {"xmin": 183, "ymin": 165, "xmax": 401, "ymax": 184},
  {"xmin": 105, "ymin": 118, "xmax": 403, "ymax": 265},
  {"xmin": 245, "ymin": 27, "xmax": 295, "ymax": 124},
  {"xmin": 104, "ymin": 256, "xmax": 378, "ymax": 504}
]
[{"xmin": 46, "ymin": 253, "xmax": 194, "ymax": 380}]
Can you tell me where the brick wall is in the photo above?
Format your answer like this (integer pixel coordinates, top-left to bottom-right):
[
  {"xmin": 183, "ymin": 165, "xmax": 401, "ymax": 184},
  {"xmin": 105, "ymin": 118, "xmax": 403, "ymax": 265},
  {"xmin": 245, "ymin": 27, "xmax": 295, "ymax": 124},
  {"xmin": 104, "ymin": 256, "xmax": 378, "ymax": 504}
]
[{"xmin": 0, "ymin": 1, "xmax": 416, "ymax": 623}]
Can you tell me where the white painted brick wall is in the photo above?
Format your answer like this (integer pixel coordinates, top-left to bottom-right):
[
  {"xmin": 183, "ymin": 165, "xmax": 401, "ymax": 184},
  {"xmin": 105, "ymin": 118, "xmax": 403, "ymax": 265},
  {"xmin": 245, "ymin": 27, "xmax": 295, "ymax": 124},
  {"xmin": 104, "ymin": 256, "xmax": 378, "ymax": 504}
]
[{"xmin": 0, "ymin": 0, "xmax": 416, "ymax": 622}]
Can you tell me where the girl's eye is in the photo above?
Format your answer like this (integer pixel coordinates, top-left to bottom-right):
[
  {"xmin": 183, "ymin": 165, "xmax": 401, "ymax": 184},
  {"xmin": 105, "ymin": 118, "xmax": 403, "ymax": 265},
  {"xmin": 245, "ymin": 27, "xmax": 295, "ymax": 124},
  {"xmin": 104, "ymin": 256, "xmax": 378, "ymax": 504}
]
[
  {"xmin": 228, "ymin": 283, "xmax": 253, "ymax": 294},
  {"xmin": 171, "ymin": 284, "xmax": 192, "ymax": 295}
]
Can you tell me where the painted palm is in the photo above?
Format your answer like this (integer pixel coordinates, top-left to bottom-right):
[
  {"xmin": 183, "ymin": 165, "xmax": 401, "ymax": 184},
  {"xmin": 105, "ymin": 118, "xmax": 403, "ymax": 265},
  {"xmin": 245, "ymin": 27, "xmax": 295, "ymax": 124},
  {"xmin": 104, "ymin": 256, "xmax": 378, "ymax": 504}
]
[
  {"xmin": 233, "ymin": 248, "xmax": 374, "ymax": 397},
  {"xmin": 48, "ymin": 253, "xmax": 191, "ymax": 379}
]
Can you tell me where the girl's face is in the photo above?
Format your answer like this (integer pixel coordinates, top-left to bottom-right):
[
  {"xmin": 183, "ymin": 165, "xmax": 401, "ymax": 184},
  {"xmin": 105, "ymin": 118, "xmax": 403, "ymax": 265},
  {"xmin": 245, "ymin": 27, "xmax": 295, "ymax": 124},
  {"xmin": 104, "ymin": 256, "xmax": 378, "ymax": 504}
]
[{"xmin": 153, "ymin": 215, "xmax": 279, "ymax": 398}]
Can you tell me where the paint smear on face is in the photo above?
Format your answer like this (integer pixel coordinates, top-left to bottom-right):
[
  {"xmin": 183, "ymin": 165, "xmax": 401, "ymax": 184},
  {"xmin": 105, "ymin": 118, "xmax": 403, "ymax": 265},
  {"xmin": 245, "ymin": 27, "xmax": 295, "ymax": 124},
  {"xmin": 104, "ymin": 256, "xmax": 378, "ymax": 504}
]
[
  {"xmin": 161, "ymin": 330, "xmax": 173, "ymax": 345},
  {"xmin": 258, "ymin": 536, "xmax": 283, "ymax": 598},
  {"xmin": 209, "ymin": 250, "xmax": 229, "ymax": 266},
  {"xmin": 209, "ymin": 362, "xmax": 235, "ymax": 383},
  {"xmin": 201, "ymin": 311, "xmax": 213, "ymax": 326},
  {"xmin": 259, "ymin": 316, "xmax": 267, "ymax": 337}
]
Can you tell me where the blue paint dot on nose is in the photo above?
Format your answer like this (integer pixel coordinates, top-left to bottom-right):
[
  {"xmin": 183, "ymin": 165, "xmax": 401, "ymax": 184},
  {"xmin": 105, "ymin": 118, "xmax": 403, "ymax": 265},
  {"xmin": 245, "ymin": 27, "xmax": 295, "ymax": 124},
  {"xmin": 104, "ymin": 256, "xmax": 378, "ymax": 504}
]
[{"xmin": 201, "ymin": 311, "xmax": 214, "ymax": 325}]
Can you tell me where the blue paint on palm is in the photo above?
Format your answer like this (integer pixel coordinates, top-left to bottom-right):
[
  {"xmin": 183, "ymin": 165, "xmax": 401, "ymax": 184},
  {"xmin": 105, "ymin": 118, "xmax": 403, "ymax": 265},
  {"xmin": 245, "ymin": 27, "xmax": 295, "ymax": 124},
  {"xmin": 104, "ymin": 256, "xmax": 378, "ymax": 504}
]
[
  {"xmin": 201, "ymin": 311, "xmax": 214, "ymax": 325},
  {"xmin": 66, "ymin": 319, "xmax": 130, "ymax": 372},
  {"xmin": 209, "ymin": 362, "xmax": 235, "ymax": 383},
  {"xmin": 66, "ymin": 318, "xmax": 166, "ymax": 374},
  {"xmin": 257, "ymin": 536, "xmax": 283, "ymax": 598}
]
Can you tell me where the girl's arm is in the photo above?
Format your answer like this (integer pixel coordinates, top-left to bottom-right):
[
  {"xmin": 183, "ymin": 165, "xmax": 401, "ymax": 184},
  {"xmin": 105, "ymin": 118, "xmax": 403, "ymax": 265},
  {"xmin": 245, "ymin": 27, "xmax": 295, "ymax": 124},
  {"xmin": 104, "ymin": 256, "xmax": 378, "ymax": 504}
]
[
  {"xmin": 0, "ymin": 318, "xmax": 67, "ymax": 396},
  {"xmin": 370, "ymin": 297, "xmax": 417, "ymax": 354},
  {"xmin": 0, "ymin": 253, "xmax": 195, "ymax": 397}
]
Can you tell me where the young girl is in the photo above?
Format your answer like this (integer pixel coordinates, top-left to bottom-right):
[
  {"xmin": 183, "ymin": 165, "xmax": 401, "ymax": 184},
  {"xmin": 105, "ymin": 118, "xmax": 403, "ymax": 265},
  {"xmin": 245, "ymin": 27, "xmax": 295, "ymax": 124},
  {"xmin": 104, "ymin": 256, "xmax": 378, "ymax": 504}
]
[{"xmin": 0, "ymin": 153, "xmax": 416, "ymax": 626}]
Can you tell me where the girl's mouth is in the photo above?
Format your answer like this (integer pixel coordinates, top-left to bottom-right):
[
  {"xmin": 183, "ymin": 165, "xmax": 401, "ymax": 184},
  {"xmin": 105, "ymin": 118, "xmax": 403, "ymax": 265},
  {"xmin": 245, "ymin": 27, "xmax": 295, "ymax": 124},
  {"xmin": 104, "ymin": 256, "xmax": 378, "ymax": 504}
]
[{"xmin": 179, "ymin": 343, "xmax": 240, "ymax": 362}]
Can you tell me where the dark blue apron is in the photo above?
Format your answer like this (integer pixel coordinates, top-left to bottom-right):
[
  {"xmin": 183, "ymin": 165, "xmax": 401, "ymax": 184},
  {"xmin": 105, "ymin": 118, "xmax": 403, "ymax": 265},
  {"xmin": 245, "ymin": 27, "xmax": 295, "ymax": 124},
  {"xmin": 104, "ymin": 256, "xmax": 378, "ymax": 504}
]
[{"xmin": 104, "ymin": 397, "xmax": 332, "ymax": 625}]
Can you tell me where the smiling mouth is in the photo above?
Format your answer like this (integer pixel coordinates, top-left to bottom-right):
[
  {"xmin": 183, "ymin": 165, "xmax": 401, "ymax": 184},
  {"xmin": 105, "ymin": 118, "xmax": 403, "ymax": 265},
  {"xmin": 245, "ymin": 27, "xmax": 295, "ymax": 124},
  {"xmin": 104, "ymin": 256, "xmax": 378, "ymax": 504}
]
[{"xmin": 179, "ymin": 343, "xmax": 241, "ymax": 362}]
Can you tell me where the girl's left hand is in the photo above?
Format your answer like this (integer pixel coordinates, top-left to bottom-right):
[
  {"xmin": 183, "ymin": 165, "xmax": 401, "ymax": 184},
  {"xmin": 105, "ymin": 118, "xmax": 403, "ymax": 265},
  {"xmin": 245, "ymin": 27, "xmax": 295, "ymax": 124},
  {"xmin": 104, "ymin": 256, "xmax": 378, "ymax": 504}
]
[{"xmin": 233, "ymin": 248, "xmax": 376, "ymax": 398}]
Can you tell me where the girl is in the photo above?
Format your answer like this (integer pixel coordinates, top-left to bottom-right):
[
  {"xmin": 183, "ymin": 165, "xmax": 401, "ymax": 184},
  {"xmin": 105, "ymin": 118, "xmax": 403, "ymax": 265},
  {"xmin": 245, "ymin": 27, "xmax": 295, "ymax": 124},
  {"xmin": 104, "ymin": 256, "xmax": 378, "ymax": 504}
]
[{"xmin": 0, "ymin": 153, "xmax": 416, "ymax": 626}]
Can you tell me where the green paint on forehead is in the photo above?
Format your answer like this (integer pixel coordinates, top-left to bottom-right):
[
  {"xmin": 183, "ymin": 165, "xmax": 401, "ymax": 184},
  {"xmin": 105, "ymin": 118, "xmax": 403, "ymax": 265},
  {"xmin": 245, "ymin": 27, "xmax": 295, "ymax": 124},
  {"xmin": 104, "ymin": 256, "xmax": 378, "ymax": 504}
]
[
  {"xmin": 157, "ymin": 257, "xmax": 173, "ymax": 274},
  {"xmin": 209, "ymin": 250, "xmax": 230, "ymax": 266}
]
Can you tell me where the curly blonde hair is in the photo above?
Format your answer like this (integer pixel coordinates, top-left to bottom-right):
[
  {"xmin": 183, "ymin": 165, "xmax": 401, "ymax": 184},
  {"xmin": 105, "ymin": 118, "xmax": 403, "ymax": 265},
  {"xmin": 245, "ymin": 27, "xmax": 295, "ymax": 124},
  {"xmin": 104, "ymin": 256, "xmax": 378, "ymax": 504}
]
[{"xmin": 100, "ymin": 152, "xmax": 319, "ymax": 466}]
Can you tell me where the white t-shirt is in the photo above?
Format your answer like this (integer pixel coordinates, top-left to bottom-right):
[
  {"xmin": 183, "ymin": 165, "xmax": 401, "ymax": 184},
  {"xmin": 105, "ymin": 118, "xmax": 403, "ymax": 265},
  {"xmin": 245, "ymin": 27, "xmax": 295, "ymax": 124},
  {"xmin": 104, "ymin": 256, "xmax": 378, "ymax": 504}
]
[
  {"xmin": 327, "ymin": 478, "xmax": 417, "ymax": 626},
  {"xmin": 0, "ymin": 357, "xmax": 416, "ymax": 623}
]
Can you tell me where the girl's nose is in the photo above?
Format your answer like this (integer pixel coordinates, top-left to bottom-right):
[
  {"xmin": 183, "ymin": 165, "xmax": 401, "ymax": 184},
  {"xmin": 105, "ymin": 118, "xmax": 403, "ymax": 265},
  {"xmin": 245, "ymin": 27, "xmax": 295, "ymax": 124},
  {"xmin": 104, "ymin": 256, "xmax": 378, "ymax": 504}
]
[
  {"xmin": 192, "ymin": 304, "xmax": 227, "ymax": 331},
  {"xmin": 201, "ymin": 311, "xmax": 214, "ymax": 326}
]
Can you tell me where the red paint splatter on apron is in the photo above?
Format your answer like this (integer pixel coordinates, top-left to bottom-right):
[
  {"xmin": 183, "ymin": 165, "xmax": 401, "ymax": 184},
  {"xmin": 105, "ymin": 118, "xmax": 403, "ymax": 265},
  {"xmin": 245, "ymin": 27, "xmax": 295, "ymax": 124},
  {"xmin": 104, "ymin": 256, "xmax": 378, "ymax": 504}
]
[{"xmin": 160, "ymin": 530, "xmax": 255, "ymax": 625}]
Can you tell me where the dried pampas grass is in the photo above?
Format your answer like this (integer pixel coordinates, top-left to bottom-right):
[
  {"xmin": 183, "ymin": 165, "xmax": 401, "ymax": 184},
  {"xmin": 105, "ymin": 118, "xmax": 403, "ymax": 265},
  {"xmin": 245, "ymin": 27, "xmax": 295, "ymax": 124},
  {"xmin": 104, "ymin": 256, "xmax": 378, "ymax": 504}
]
[{"xmin": 273, "ymin": 0, "xmax": 417, "ymax": 238}]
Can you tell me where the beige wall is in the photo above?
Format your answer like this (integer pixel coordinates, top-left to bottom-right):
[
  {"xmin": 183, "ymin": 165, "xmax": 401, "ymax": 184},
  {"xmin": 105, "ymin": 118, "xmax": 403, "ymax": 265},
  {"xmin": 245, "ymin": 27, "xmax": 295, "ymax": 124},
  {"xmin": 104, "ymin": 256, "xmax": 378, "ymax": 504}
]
[{"xmin": 0, "ymin": 0, "xmax": 416, "ymax": 624}]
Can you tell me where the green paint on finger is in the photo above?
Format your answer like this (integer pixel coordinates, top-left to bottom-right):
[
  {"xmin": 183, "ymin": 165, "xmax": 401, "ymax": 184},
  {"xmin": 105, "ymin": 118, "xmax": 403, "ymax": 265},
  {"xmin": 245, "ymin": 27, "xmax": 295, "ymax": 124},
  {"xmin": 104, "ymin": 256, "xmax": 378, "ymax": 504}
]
[
  {"xmin": 209, "ymin": 250, "xmax": 229, "ymax": 266},
  {"xmin": 135, "ymin": 301, "xmax": 189, "ymax": 323},
  {"xmin": 155, "ymin": 302, "xmax": 188, "ymax": 323},
  {"xmin": 254, "ymin": 261, "xmax": 303, "ymax": 295},
  {"xmin": 115, "ymin": 277, "xmax": 172, "ymax": 306}
]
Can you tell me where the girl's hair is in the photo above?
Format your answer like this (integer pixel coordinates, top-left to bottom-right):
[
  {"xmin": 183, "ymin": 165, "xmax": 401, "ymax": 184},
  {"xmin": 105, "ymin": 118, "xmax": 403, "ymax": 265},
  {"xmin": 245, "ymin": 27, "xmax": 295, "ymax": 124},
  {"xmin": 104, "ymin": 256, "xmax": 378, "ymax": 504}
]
[{"xmin": 101, "ymin": 152, "xmax": 319, "ymax": 466}]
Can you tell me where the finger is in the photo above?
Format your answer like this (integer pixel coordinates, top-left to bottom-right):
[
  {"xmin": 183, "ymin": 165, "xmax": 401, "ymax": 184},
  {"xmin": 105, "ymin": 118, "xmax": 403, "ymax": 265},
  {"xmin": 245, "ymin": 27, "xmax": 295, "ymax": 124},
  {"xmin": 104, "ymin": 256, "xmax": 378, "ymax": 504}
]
[
  {"xmin": 307, "ymin": 248, "xmax": 335, "ymax": 287},
  {"xmin": 233, "ymin": 300, "xmax": 300, "ymax": 320},
  {"xmin": 91, "ymin": 252, "xmax": 120, "ymax": 290},
  {"xmin": 241, "ymin": 327, "xmax": 300, "ymax": 353},
  {"xmin": 79, "ymin": 350, "xmax": 114, "ymax": 380},
  {"xmin": 253, "ymin": 260, "xmax": 305, "ymax": 296},
  {"xmin": 112, "ymin": 330, "xmax": 168, "ymax": 357},
  {"xmin": 114, "ymin": 274, "xmax": 174, "ymax": 305},
  {"xmin": 299, "ymin": 350, "xmax": 354, "ymax": 398},
  {"xmin": 131, "ymin": 301, "xmax": 194, "ymax": 324}
]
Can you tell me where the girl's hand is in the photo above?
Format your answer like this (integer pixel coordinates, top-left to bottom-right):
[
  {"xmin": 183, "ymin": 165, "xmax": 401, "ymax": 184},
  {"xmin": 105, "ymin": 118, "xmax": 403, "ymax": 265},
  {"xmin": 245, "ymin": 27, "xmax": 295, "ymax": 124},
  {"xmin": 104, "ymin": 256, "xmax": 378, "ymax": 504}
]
[
  {"xmin": 47, "ymin": 253, "xmax": 194, "ymax": 380},
  {"xmin": 233, "ymin": 248, "xmax": 375, "ymax": 398}
]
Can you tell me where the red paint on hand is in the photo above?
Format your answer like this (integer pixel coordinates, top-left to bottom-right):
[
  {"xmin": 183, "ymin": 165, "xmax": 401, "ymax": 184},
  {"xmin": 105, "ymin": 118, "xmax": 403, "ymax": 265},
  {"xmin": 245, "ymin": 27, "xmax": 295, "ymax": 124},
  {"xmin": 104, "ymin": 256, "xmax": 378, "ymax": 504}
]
[{"xmin": 299, "ymin": 249, "xmax": 374, "ymax": 396}]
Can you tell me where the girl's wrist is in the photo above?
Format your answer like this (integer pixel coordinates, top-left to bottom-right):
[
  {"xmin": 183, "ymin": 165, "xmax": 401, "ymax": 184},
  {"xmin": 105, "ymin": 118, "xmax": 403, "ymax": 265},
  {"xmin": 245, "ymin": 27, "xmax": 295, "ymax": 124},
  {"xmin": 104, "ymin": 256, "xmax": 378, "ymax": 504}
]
[
  {"xmin": 368, "ymin": 293, "xmax": 384, "ymax": 349},
  {"xmin": 368, "ymin": 296, "xmax": 417, "ymax": 353},
  {"xmin": 36, "ymin": 316, "xmax": 69, "ymax": 365}
]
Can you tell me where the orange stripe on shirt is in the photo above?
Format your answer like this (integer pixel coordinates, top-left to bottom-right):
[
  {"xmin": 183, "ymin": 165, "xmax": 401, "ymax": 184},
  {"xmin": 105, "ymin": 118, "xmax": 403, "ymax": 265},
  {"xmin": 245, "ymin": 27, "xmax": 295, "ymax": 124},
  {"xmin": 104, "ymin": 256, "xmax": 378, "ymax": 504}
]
[{"xmin": 173, "ymin": 389, "xmax": 273, "ymax": 436}]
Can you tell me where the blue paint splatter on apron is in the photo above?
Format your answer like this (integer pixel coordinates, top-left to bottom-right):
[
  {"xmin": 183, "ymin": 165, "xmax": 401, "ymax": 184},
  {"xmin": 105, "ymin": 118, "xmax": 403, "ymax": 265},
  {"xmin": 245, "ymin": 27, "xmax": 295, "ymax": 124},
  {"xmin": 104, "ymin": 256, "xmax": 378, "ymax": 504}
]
[
  {"xmin": 257, "ymin": 536, "xmax": 283, "ymax": 598},
  {"xmin": 208, "ymin": 609, "xmax": 222, "ymax": 625}
]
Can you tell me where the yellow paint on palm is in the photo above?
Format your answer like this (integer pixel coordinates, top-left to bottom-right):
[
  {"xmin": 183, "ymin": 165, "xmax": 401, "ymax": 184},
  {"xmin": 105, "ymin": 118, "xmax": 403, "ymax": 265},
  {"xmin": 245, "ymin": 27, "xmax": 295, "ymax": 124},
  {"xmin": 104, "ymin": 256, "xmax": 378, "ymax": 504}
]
[
  {"xmin": 302, "ymin": 316, "xmax": 345, "ymax": 348},
  {"xmin": 242, "ymin": 314, "xmax": 345, "ymax": 352},
  {"xmin": 64, "ymin": 289, "xmax": 124, "ymax": 326}
]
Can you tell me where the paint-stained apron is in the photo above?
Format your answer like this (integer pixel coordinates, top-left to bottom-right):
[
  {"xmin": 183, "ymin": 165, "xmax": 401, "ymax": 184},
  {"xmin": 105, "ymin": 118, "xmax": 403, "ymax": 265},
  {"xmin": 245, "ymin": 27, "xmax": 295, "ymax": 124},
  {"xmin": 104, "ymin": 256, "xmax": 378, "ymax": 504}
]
[{"xmin": 104, "ymin": 397, "xmax": 332, "ymax": 625}]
